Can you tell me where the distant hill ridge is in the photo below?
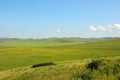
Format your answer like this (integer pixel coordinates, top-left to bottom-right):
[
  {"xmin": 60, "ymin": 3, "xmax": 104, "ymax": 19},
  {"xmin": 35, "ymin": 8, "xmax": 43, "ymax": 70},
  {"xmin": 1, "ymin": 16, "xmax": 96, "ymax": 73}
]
[{"xmin": 0, "ymin": 37, "xmax": 119, "ymax": 42}]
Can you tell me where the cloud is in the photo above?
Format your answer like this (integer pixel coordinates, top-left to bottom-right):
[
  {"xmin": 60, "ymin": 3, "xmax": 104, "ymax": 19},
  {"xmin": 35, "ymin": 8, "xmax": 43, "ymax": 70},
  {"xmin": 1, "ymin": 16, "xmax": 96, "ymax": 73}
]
[
  {"xmin": 115, "ymin": 24, "xmax": 120, "ymax": 29},
  {"xmin": 56, "ymin": 29, "xmax": 61, "ymax": 33},
  {"xmin": 89, "ymin": 24, "xmax": 120, "ymax": 31},
  {"xmin": 89, "ymin": 26, "xmax": 98, "ymax": 31}
]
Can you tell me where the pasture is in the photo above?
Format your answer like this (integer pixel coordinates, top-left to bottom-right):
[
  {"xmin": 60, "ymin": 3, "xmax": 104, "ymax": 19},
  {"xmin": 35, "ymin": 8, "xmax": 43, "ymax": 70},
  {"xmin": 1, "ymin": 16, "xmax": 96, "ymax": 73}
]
[{"xmin": 0, "ymin": 38, "xmax": 120, "ymax": 71}]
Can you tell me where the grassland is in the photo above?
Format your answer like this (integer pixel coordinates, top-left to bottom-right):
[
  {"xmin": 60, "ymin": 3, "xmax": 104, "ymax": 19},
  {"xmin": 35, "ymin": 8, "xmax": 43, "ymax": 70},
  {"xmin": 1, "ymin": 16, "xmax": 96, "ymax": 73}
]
[
  {"xmin": 0, "ymin": 38, "xmax": 120, "ymax": 80},
  {"xmin": 0, "ymin": 38, "xmax": 120, "ymax": 71},
  {"xmin": 0, "ymin": 57, "xmax": 120, "ymax": 80}
]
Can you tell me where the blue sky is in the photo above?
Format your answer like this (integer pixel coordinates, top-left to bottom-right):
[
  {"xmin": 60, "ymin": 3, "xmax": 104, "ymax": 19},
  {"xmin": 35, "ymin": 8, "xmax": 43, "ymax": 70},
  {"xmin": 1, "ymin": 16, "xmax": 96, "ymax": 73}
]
[{"xmin": 0, "ymin": 0, "xmax": 120, "ymax": 38}]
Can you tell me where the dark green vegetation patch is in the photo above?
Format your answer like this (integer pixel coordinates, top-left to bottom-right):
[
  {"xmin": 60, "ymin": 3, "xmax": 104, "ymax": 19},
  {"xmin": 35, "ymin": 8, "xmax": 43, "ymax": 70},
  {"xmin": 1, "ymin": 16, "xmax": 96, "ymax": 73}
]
[
  {"xmin": 32, "ymin": 62, "xmax": 55, "ymax": 68},
  {"xmin": 71, "ymin": 58, "xmax": 120, "ymax": 80}
]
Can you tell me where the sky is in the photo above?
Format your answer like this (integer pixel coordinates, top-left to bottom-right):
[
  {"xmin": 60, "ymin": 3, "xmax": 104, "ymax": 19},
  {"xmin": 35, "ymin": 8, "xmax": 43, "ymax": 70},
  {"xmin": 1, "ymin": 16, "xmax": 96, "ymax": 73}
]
[{"xmin": 0, "ymin": 0, "xmax": 120, "ymax": 38}]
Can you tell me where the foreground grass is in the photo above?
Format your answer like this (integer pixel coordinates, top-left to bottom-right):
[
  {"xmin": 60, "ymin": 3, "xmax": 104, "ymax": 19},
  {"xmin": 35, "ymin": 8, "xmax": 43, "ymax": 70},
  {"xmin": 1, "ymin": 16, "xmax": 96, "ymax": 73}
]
[
  {"xmin": 0, "ymin": 38, "xmax": 120, "ymax": 71},
  {"xmin": 0, "ymin": 57, "xmax": 120, "ymax": 80}
]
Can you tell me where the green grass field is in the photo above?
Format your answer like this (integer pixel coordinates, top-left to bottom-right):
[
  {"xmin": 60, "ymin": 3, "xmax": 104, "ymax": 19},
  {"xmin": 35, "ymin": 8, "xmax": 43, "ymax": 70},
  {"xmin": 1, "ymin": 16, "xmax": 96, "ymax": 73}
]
[{"xmin": 0, "ymin": 38, "xmax": 120, "ymax": 80}]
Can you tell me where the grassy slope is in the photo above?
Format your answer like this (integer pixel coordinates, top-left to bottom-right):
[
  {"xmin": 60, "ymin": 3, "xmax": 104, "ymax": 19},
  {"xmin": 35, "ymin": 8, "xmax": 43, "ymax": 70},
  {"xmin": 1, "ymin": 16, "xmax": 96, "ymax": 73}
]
[
  {"xmin": 0, "ymin": 38, "xmax": 120, "ymax": 72},
  {"xmin": 0, "ymin": 57, "xmax": 120, "ymax": 80}
]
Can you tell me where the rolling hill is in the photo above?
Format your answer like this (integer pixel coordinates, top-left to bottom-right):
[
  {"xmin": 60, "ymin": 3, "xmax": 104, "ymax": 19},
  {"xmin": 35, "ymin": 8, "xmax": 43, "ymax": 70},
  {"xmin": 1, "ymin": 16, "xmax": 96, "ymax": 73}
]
[{"xmin": 0, "ymin": 38, "xmax": 120, "ymax": 80}]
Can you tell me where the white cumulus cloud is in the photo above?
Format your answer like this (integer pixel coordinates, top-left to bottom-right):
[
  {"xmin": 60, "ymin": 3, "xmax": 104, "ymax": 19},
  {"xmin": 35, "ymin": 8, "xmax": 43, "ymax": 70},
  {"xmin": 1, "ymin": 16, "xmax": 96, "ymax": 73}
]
[
  {"xmin": 115, "ymin": 24, "xmax": 120, "ymax": 29},
  {"xmin": 56, "ymin": 29, "xmax": 61, "ymax": 33},
  {"xmin": 89, "ymin": 26, "xmax": 97, "ymax": 31},
  {"xmin": 89, "ymin": 24, "xmax": 120, "ymax": 31}
]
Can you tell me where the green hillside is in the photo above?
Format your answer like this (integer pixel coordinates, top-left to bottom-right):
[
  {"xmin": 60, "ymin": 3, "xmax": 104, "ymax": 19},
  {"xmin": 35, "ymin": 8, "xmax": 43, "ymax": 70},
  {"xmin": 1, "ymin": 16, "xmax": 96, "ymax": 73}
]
[
  {"xmin": 0, "ymin": 57, "xmax": 120, "ymax": 80},
  {"xmin": 0, "ymin": 38, "xmax": 120, "ymax": 71},
  {"xmin": 0, "ymin": 37, "xmax": 113, "ymax": 48}
]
